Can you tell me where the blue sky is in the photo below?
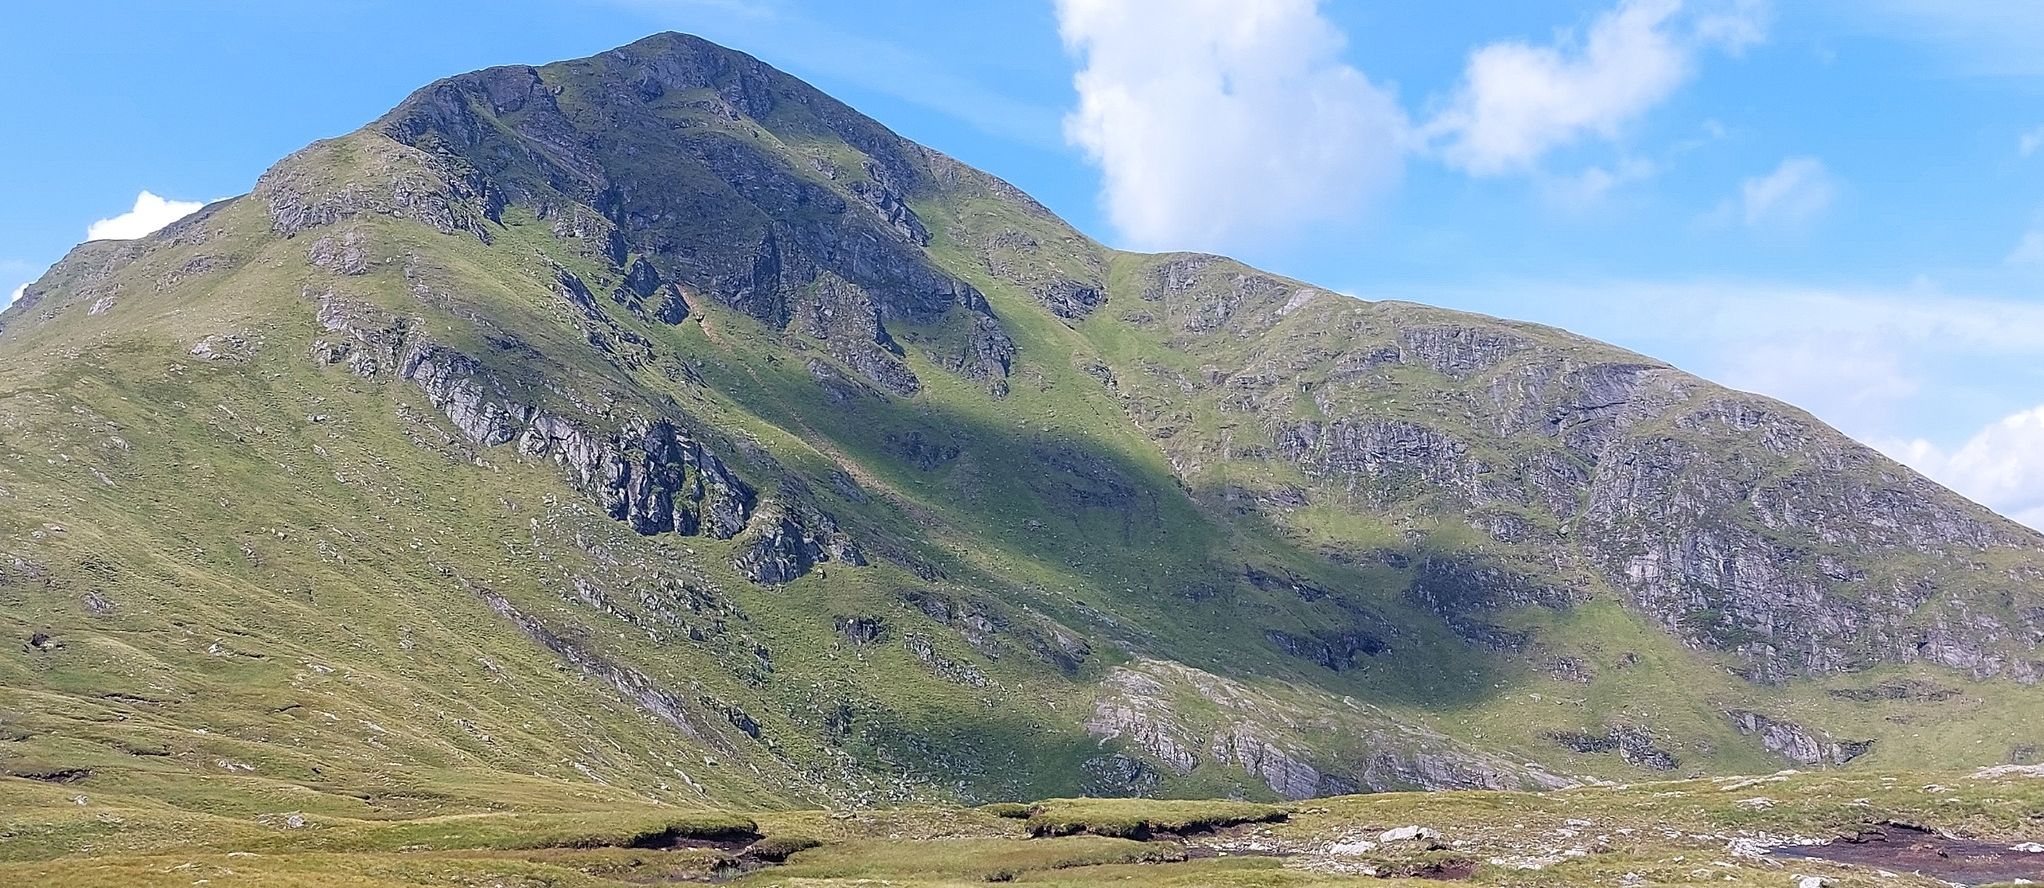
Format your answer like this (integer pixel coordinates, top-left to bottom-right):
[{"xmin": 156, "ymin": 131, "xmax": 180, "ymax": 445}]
[{"xmin": 5, "ymin": 0, "xmax": 2044, "ymax": 523}]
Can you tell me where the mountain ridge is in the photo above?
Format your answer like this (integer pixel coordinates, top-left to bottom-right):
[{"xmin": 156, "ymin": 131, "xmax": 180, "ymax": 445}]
[{"xmin": 1, "ymin": 31, "xmax": 2039, "ymax": 821}]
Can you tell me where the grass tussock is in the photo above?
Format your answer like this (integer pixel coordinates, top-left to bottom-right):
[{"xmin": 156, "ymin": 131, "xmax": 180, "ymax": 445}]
[{"xmin": 1022, "ymin": 798, "xmax": 1289, "ymax": 839}]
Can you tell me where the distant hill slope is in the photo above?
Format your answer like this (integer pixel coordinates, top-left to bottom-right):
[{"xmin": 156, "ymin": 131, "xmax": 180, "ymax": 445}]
[{"xmin": 1, "ymin": 33, "xmax": 2038, "ymax": 816}]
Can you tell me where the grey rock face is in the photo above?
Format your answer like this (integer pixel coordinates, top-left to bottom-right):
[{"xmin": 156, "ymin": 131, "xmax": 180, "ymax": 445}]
[
  {"xmin": 256, "ymin": 136, "xmax": 500, "ymax": 242},
  {"xmin": 1727, "ymin": 710, "xmax": 1874, "ymax": 766},
  {"xmin": 903, "ymin": 633, "xmax": 992, "ymax": 687},
  {"xmin": 1547, "ymin": 725, "xmax": 1680, "ymax": 771},
  {"xmin": 945, "ymin": 312, "xmax": 1017, "ymax": 396},
  {"xmin": 796, "ymin": 274, "xmax": 920, "ymax": 396},
  {"xmin": 732, "ymin": 500, "xmax": 865, "ymax": 584},
  {"xmin": 310, "ymin": 291, "xmax": 410, "ymax": 377},
  {"xmin": 1398, "ymin": 325, "xmax": 1528, "ymax": 377},
  {"xmin": 1038, "ymin": 280, "xmax": 1106, "ymax": 320},
  {"xmin": 847, "ymin": 171, "xmax": 929, "ymax": 246},
  {"xmin": 1275, "ymin": 420, "xmax": 1473, "ymax": 493},
  {"xmin": 398, "ymin": 344, "xmax": 529, "ymax": 446},
  {"xmin": 307, "ymin": 230, "xmax": 369, "ymax": 275},
  {"xmin": 363, "ymin": 37, "xmax": 1017, "ymax": 400},
  {"xmin": 313, "ymin": 300, "xmax": 861, "ymax": 582},
  {"xmin": 1190, "ymin": 294, "xmax": 2044, "ymax": 682},
  {"xmin": 835, "ymin": 616, "xmax": 886, "ymax": 645},
  {"xmin": 518, "ymin": 414, "xmax": 756, "ymax": 540},
  {"xmin": 1264, "ymin": 628, "xmax": 1388, "ymax": 672}
]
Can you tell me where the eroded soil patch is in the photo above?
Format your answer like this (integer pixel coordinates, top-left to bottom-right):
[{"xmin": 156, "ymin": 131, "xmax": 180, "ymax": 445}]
[{"xmin": 1782, "ymin": 823, "xmax": 2044, "ymax": 886}]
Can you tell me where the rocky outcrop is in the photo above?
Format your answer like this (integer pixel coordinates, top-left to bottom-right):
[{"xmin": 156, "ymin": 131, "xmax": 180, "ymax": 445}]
[
  {"xmin": 610, "ymin": 255, "xmax": 690, "ymax": 324},
  {"xmin": 1202, "ymin": 302, "xmax": 2044, "ymax": 683},
  {"xmin": 732, "ymin": 499, "xmax": 865, "ymax": 584},
  {"xmin": 943, "ymin": 312, "xmax": 1017, "ymax": 396},
  {"xmin": 1398, "ymin": 326, "xmax": 1529, "ymax": 378},
  {"xmin": 1265, "ymin": 628, "xmax": 1389, "ymax": 672},
  {"xmin": 256, "ymin": 135, "xmax": 501, "ymax": 242},
  {"xmin": 517, "ymin": 414, "xmax": 755, "ymax": 539},
  {"xmin": 903, "ymin": 633, "xmax": 992, "ymax": 687},
  {"xmin": 364, "ymin": 33, "xmax": 1017, "ymax": 399},
  {"xmin": 834, "ymin": 616, "xmax": 886, "ymax": 645},
  {"xmin": 1085, "ymin": 661, "xmax": 1573, "ymax": 799},
  {"xmin": 1273, "ymin": 420, "xmax": 1482, "ymax": 505},
  {"xmin": 311, "ymin": 290, "xmax": 411, "ymax": 377},
  {"xmin": 1548, "ymin": 725, "xmax": 1680, "ymax": 771},
  {"xmin": 1728, "ymin": 710, "xmax": 1874, "ymax": 766},
  {"xmin": 307, "ymin": 229, "xmax": 370, "ymax": 275},
  {"xmin": 315, "ymin": 302, "xmax": 857, "ymax": 583},
  {"xmin": 398, "ymin": 343, "xmax": 529, "ymax": 446}
]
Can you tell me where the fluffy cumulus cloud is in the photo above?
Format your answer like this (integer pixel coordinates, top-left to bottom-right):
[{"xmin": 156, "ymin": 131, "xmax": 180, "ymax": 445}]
[
  {"xmin": 6, "ymin": 284, "xmax": 23, "ymax": 307},
  {"xmin": 1892, "ymin": 409, "xmax": 2044, "ymax": 530},
  {"xmin": 1736, "ymin": 156, "xmax": 1834, "ymax": 227},
  {"xmin": 86, "ymin": 191, "xmax": 205, "ymax": 241},
  {"xmin": 1055, "ymin": 0, "xmax": 1407, "ymax": 251},
  {"xmin": 1426, "ymin": 0, "xmax": 1766, "ymax": 175}
]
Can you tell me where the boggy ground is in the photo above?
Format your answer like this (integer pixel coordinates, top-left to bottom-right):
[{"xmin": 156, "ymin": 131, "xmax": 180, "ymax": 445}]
[{"xmin": 2, "ymin": 767, "xmax": 2040, "ymax": 887}]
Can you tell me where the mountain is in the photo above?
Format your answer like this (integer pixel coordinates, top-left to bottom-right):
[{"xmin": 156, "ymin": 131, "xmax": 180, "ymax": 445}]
[{"xmin": 2, "ymin": 32, "xmax": 2040, "ymax": 825}]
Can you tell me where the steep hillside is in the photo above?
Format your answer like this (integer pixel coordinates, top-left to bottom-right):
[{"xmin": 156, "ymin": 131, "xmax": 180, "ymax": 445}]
[{"xmin": 1, "ymin": 32, "xmax": 2039, "ymax": 825}]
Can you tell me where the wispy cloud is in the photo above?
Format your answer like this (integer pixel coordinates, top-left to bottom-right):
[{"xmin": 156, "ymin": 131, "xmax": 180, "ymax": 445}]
[
  {"xmin": 2010, "ymin": 230, "xmax": 2044, "ymax": 266},
  {"xmin": 1368, "ymin": 276, "xmax": 2044, "ymax": 453},
  {"xmin": 1424, "ymin": 0, "xmax": 1767, "ymax": 175},
  {"xmin": 2021, "ymin": 125, "xmax": 2044, "ymax": 158},
  {"xmin": 1735, "ymin": 156, "xmax": 1835, "ymax": 228},
  {"xmin": 1843, "ymin": 1, "xmax": 2044, "ymax": 77},
  {"xmin": 87, "ymin": 191, "xmax": 204, "ymax": 241},
  {"xmin": 1055, "ymin": 0, "xmax": 1407, "ymax": 251},
  {"xmin": 1538, "ymin": 156, "xmax": 1660, "ymax": 208}
]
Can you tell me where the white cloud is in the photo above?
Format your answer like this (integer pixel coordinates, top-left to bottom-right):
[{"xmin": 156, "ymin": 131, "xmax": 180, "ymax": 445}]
[
  {"xmin": 2021, "ymin": 125, "xmax": 2044, "ymax": 157},
  {"xmin": 1056, "ymin": 0, "xmax": 1407, "ymax": 251},
  {"xmin": 1694, "ymin": 0, "xmax": 1771, "ymax": 52},
  {"xmin": 1890, "ymin": 407, "xmax": 2044, "ymax": 530},
  {"xmin": 1540, "ymin": 156, "xmax": 1659, "ymax": 208},
  {"xmin": 86, "ymin": 191, "xmax": 204, "ymax": 241},
  {"xmin": 1426, "ymin": 0, "xmax": 1767, "ymax": 175},
  {"xmin": 1737, "ymin": 156, "xmax": 1834, "ymax": 227},
  {"xmin": 2010, "ymin": 230, "xmax": 2044, "ymax": 266},
  {"xmin": 6, "ymin": 284, "xmax": 23, "ymax": 307}
]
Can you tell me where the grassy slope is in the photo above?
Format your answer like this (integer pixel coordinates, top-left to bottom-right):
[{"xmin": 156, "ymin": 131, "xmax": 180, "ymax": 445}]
[{"xmin": 0, "ymin": 41, "xmax": 2039, "ymax": 888}]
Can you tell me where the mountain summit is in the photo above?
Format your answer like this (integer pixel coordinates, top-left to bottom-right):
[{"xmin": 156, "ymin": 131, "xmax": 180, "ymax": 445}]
[{"xmin": 2, "ymin": 32, "xmax": 2038, "ymax": 817}]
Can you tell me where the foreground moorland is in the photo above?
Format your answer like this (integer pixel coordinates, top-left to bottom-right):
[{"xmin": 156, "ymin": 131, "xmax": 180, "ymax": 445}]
[{"xmin": 4, "ymin": 768, "xmax": 2042, "ymax": 886}]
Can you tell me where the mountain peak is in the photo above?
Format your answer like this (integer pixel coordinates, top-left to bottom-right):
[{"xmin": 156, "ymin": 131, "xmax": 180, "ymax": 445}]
[{"xmin": 1, "ymin": 32, "xmax": 2038, "ymax": 823}]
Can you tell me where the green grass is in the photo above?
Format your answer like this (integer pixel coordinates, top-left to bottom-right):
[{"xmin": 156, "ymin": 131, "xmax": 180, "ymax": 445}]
[
  {"xmin": 1022, "ymin": 798, "xmax": 1289, "ymax": 838},
  {"xmin": 2, "ymin": 769, "xmax": 2039, "ymax": 886},
  {"xmin": 0, "ymin": 33, "xmax": 2040, "ymax": 882}
]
